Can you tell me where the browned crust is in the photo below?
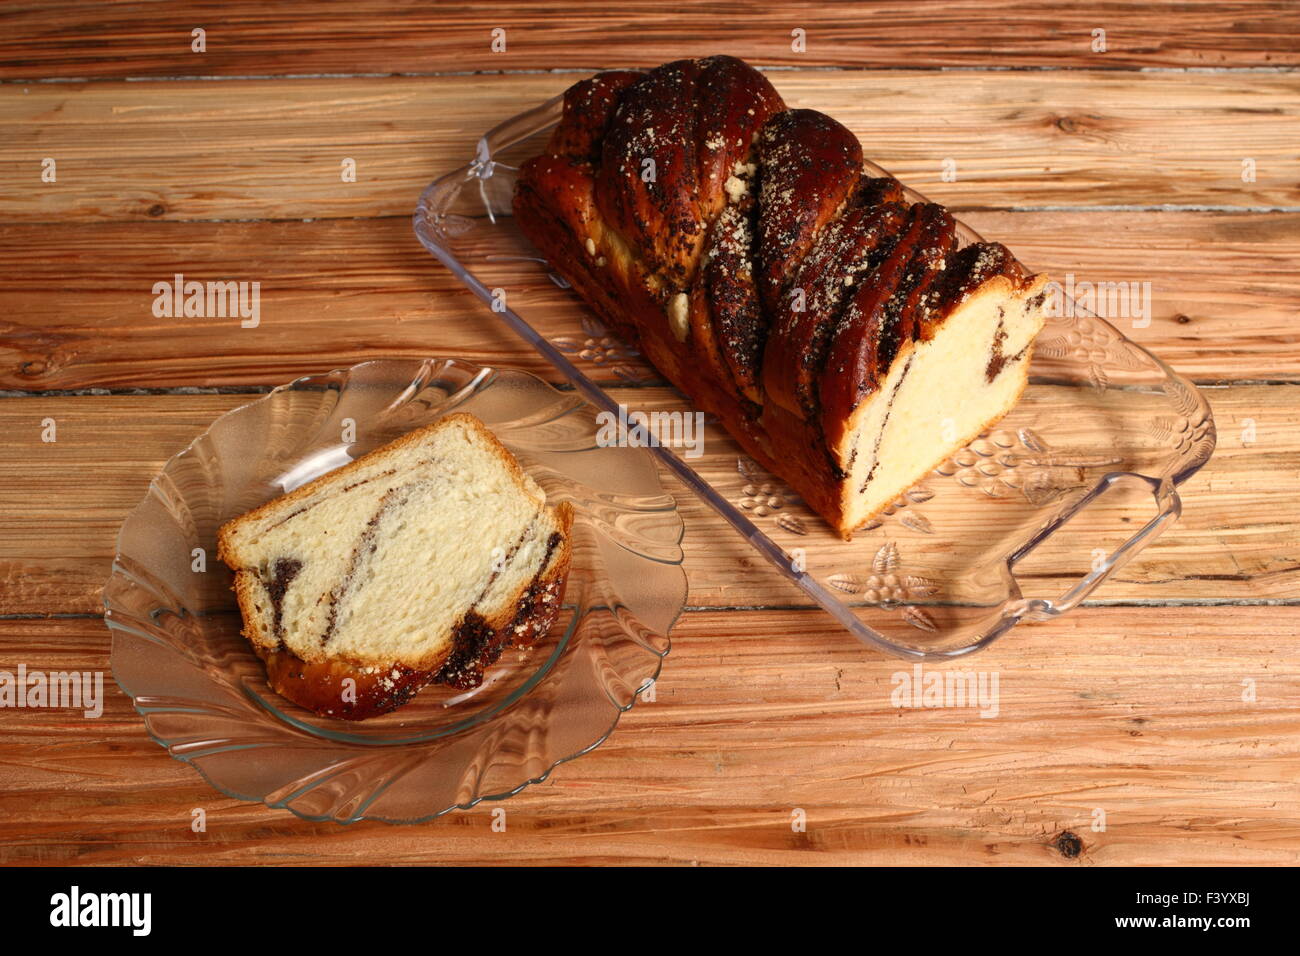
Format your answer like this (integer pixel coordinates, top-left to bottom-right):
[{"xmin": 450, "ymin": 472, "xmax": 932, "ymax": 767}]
[
  {"xmin": 591, "ymin": 55, "xmax": 783, "ymax": 291},
  {"xmin": 702, "ymin": 197, "xmax": 766, "ymax": 404},
  {"xmin": 549, "ymin": 70, "xmax": 643, "ymax": 162},
  {"xmin": 516, "ymin": 171, "xmax": 1044, "ymax": 539},
  {"xmin": 693, "ymin": 54, "xmax": 785, "ymax": 224},
  {"xmin": 764, "ymin": 199, "xmax": 909, "ymax": 419},
  {"xmin": 819, "ymin": 202, "xmax": 957, "ymax": 458},
  {"xmin": 514, "ymin": 57, "xmax": 1049, "ymax": 539},
  {"xmin": 918, "ymin": 241, "xmax": 1034, "ymax": 339},
  {"xmin": 595, "ymin": 58, "xmax": 706, "ymax": 286},
  {"xmin": 217, "ymin": 414, "xmax": 575, "ymax": 720},
  {"xmin": 754, "ymin": 108, "xmax": 863, "ymax": 312}
]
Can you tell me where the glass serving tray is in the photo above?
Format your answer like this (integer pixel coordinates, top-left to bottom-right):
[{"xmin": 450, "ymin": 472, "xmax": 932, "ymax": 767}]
[{"xmin": 413, "ymin": 91, "xmax": 1216, "ymax": 660}]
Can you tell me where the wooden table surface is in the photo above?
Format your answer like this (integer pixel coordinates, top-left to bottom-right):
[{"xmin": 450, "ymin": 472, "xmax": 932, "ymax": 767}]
[{"xmin": 2, "ymin": 2, "xmax": 1298, "ymax": 866}]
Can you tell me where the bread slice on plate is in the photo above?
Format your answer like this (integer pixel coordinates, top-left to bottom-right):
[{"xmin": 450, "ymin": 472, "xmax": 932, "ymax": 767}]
[{"xmin": 217, "ymin": 413, "xmax": 574, "ymax": 721}]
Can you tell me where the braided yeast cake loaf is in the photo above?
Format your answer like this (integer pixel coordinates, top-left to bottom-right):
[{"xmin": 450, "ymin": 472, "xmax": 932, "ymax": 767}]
[{"xmin": 514, "ymin": 56, "xmax": 1048, "ymax": 538}]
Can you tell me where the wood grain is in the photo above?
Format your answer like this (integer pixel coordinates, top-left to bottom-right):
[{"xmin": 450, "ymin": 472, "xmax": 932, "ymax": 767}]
[
  {"xmin": 1, "ymin": 608, "xmax": 1297, "ymax": 865},
  {"xmin": 2, "ymin": 210, "xmax": 1296, "ymax": 392},
  {"xmin": 2, "ymin": 1, "xmax": 1297, "ymax": 79},
  {"xmin": 1, "ymin": 387, "xmax": 1293, "ymax": 617},
  {"xmin": 2, "ymin": 71, "xmax": 1297, "ymax": 224},
  {"xmin": 2, "ymin": 5, "xmax": 1297, "ymax": 867}
]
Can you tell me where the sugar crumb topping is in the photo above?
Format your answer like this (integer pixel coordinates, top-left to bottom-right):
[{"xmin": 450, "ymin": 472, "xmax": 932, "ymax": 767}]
[{"xmin": 667, "ymin": 292, "xmax": 690, "ymax": 342}]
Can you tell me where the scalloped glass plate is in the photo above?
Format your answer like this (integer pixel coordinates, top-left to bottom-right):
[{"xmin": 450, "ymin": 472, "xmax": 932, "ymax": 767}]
[
  {"xmin": 413, "ymin": 87, "xmax": 1216, "ymax": 659},
  {"xmin": 106, "ymin": 358, "xmax": 685, "ymax": 823}
]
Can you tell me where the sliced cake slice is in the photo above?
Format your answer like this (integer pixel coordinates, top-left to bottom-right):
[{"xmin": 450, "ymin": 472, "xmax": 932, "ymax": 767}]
[
  {"xmin": 820, "ymin": 202, "xmax": 958, "ymax": 460},
  {"xmin": 217, "ymin": 413, "xmax": 574, "ymax": 720},
  {"xmin": 825, "ymin": 242, "xmax": 1049, "ymax": 535}
]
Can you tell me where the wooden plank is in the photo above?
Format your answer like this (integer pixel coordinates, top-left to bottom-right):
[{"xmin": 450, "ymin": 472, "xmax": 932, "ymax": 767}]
[
  {"xmin": 1, "ymin": 387, "xmax": 1293, "ymax": 617},
  {"xmin": 1, "ymin": 608, "xmax": 1297, "ymax": 864},
  {"xmin": 1, "ymin": 211, "xmax": 1294, "ymax": 392},
  {"xmin": 3, "ymin": 0, "xmax": 1295, "ymax": 873},
  {"xmin": 1, "ymin": 1, "xmax": 1297, "ymax": 79},
  {"xmin": 2, "ymin": 71, "xmax": 1298, "ymax": 223}
]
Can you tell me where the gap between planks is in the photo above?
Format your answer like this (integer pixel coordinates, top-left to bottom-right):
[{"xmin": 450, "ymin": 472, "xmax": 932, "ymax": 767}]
[
  {"xmin": 2, "ymin": 0, "xmax": 1297, "ymax": 78},
  {"xmin": 2, "ymin": 210, "xmax": 1297, "ymax": 390},
  {"xmin": 2, "ymin": 71, "xmax": 1298, "ymax": 221},
  {"xmin": 1, "ymin": 386, "xmax": 1295, "ymax": 614},
  {"xmin": 2, "ymin": 608, "xmax": 1299, "ymax": 865}
]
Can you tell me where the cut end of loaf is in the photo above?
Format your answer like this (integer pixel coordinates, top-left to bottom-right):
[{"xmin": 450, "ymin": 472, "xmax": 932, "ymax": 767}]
[{"xmin": 830, "ymin": 275, "xmax": 1049, "ymax": 538}]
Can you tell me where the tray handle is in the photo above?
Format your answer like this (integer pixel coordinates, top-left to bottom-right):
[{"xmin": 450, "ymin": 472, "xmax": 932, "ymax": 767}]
[{"xmin": 1006, "ymin": 472, "xmax": 1181, "ymax": 618}]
